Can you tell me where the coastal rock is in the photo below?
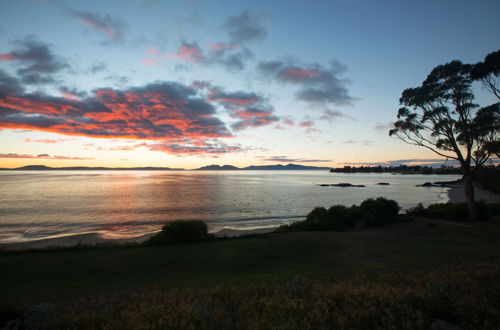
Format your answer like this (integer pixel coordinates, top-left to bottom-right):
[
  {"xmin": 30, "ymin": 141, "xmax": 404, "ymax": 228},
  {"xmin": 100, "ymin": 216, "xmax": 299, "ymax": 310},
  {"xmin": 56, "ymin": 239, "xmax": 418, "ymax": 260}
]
[
  {"xmin": 416, "ymin": 180, "xmax": 459, "ymax": 188},
  {"xmin": 333, "ymin": 183, "xmax": 366, "ymax": 188},
  {"xmin": 377, "ymin": 182, "xmax": 390, "ymax": 185},
  {"xmin": 317, "ymin": 183, "xmax": 366, "ymax": 187}
]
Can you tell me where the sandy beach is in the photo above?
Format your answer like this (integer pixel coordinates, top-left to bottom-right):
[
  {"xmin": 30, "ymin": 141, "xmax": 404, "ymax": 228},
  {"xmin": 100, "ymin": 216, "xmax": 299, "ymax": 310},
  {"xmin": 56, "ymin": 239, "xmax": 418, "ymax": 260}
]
[
  {"xmin": 447, "ymin": 184, "xmax": 500, "ymax": 203},
  {"xmin": 0, "ymin": 227, "xmax": 279, "ymax": 251}
]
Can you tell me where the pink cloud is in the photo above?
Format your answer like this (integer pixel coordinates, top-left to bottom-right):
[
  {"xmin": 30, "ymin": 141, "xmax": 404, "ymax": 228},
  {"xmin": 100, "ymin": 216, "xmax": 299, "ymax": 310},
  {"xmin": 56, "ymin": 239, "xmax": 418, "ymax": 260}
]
[
  {"xmin": 208, "ymin": 43, "xmax": 240, "ymax": 52},
  {"xmin": 0, "ymin": 53, "xmax": 12, "ymax": 61},
  {"xmin": 0, "ymin": 153, "xmax": 92, "ymax": 160},
  {"xmin": 280, "ymin": 68, "xmax": 322, "ymax": 82},
  {"xmin": 168, "ymin": 42, "xmax": 205, "ymax": 63}
]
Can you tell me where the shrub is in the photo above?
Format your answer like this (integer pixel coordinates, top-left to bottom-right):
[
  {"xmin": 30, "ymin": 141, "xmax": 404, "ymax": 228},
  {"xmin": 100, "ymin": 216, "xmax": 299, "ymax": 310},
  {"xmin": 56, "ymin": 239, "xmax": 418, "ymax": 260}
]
[
  {"xmin": 326, "ymin": 205, "xmax": 360, "ymax": 230},
  {"xmin": 283, "ymin": 197, "xmax": 401, "ymax": 231},
  {"xmin": 147, "ymin": 220, "xmax": 213, "ymax": 245},
  {"xmin": 406, "ymin": 202, "xmax": 499, "ymax": 221},
  {"xmin": 360, "ymin": 197, "xmax": 401, "ymax": 226}
]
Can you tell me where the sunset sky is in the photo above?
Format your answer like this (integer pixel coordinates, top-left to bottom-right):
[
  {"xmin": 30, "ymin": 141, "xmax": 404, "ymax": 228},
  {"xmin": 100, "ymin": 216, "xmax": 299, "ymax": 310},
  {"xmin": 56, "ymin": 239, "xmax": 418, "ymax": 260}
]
[{"xmin": 0, "ymin": 0, "xmax": 498, "ymax": 169}]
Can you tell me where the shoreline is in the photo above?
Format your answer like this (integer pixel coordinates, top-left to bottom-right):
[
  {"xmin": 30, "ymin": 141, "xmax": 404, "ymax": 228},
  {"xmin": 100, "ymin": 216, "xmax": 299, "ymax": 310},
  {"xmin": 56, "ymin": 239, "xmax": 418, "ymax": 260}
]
[
  {"xmin": 2, "ymin": 185, "xmax": 498, "ymax": 252},
  {"xmin": 0, "ymin": 227, "xmax": 279, "ymax": 251},
  {"xmin": 447, "ymin": 184, "xmax": 500, "ymax": 204}
]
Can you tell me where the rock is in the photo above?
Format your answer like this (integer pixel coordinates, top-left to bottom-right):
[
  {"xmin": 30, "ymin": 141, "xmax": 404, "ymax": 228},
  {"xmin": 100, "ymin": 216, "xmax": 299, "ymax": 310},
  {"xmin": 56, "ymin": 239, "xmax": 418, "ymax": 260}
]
[
  {"xmin": 331, "ymin": 183, "xmax": 365, "ymax": 188},
  {"xmin": 317, "ymin": 184, "xmax": 331, "ymax": 187},
  {"xmin": 377, "ymin": 182, "xmax": 390, "ymax": 185},
  {"xmin": 335, "ymin": 183, "xmax": 353, "ymax": 187},
  {"xmin": 416, "ymin": 182, "xmax": 434, "ymax": 187}
]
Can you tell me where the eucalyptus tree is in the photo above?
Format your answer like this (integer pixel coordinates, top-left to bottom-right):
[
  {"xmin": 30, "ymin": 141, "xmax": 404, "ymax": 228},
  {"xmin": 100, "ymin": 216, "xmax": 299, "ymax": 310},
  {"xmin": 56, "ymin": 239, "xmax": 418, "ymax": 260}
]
[{"xmin": 390, "ymin": 59, "xmax": 499, "ymax": 221}]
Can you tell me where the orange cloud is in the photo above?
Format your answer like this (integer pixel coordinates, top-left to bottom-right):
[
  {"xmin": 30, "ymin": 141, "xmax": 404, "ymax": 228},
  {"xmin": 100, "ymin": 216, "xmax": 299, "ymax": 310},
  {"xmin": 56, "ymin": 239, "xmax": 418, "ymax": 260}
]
[{"xmin": 0, "ymin": 81, "xmax": 231, "ymax": 141}]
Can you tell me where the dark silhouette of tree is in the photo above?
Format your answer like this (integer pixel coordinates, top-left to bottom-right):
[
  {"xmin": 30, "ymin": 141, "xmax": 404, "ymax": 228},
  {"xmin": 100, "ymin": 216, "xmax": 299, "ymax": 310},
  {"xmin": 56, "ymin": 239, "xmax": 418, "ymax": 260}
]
[
  {"xmin": 390, "ymin": 59, "xmax": 499, "ymax": 221},
  {"xmin": 471, "ymin": 50, "xmax": 500, "ymax": 99}
]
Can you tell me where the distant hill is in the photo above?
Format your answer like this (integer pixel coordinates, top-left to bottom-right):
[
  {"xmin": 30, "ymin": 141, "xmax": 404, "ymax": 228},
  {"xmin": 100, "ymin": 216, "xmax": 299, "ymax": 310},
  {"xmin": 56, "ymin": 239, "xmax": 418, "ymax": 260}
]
[
  {"xmin": 195, "ymin": 165, "xmax": 240, "ymax": 171},
  {"xmin": 193, "ymin": 163, "xmax": 331, "ymax": 171},
  {"xmin": 4, "ymin": 163, "xmax": 331, "ymax": 171}
]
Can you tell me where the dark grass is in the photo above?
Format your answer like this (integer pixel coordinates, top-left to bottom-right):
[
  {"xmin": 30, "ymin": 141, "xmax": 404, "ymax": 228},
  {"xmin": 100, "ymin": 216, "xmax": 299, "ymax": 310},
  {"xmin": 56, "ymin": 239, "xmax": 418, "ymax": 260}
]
[
  {"xmin": 1, "ymin": 217, "xmax": 500, "ymax": 306},
  {"xmin": 6, "ymin": 263, "xmax": 499, "ymax": 329}
]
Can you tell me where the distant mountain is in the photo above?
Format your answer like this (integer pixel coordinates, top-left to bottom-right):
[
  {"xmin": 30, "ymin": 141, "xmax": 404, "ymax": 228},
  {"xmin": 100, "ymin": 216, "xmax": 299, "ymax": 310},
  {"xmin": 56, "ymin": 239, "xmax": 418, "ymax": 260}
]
[
  {"xmin": 5, "ymin": 163, "xmax": 331, "ymax": 171},
  {"xmin": 193, "ymin": 163, "xmax": 330, "ymax": 171},
  {"xmin": 14, "ymin": 165, "xmax": 52, "ymax": 170},
  {"xmin": 195, "ymin": 165, "xmax": 240, "ymax": 170},
  {"xmin": 11, "ymin": 165, "xmax": 183, "ymax": 171}
]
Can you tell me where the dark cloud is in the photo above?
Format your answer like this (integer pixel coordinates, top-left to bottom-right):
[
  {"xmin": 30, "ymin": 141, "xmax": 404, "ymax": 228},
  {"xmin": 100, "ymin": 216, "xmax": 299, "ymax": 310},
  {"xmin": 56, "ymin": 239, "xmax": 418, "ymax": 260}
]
[
  {"xmin": 0, "ymin": 69, "xmax": 23, "ymax": 96},
  {"xmin": 208, "ymin": 87, "xmax": 279, "ymax": 130},
  {"xmin": 146, "ymin": 138, "xmax": 245, "ymax": 156},
  {"xmin": 208, "ymin": 45, "xmax": 253, "ymax": 71},
  {"xmin": 262, "ymin": 156, "xmax": 331, "ymax": 163},
  {"xmin": 320, "ymin": 109, "xmax": 355, "ymax": 122},
  {"xmin": 343, "ymin": 140, "xmax": 372, "ymax": 146},
  {"xmin": 257, "ymin": 59, "xmax": 354, "ymax": 106},
  {"xmin": 0, "ymin": 81, "xmax": 231, "ymax": 141},
  {"xmin": 72, "ymin": 11, "xmax": 128, "ymax": 46},
  {"xmin": 168, "ymin": 41, "xmax": 206, "ymax": 63},
  {"xmin": 104, "ymin": 74, "xmax": 129, "ymax": 87},
  {"xmin": 1, "ymin": 36, "xmax": 69, "ymax": 84},
  {"xmin": 59, "ymin": 86, "xmax": 87, "ymax": 100},
  {"xmin": 0, "ymin": 153, "xmax": 92, "ymax": 160},
  {"xmin": 88, "ymin": 61, "xmax": 107, "ymax": 73},
  {"xmin": 223, "ymin": 10, "xmax": 267, "ymax": 44}
]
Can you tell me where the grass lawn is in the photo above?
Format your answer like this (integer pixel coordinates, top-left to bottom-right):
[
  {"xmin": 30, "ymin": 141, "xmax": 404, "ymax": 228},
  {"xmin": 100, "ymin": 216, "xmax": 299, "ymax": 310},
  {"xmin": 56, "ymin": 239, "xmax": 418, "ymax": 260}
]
[{"xmin": 1, "ymin": 217, "xmax": 499, "ymax": 304}]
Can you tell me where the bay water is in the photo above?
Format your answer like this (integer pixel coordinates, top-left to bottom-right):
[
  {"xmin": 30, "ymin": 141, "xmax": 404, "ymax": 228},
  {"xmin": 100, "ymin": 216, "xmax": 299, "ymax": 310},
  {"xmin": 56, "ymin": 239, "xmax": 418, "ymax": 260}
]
[{"xmin": 0, "ymin": 170, "xmax": 459, "ymax": 243}]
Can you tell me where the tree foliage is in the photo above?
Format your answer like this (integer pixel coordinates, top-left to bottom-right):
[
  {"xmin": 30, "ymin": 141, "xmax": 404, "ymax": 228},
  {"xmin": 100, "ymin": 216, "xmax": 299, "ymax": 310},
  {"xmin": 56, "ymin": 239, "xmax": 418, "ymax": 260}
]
[{"xmin": 471, "ymin": 50, "xmax": 500, "ymax": 99}]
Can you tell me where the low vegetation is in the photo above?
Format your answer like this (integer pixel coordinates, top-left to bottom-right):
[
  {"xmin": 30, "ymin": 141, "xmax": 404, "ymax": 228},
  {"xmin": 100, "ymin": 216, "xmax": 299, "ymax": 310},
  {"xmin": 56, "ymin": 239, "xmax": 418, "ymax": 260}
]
[
  {"xmin": 473, "ymin": 166, "xmax": 500, "ymax": 194},
  {"xmin": 146, "ymin": 220, "xmax": 214, "ymax": 245},
  {"xmin": 406, "ymin": 202, "xmax": 500, "ymax": 221},
  {"xmin": 281, "ymin": 197, "xmax": 402, "ymax": 231},
  {"xmin": 4, "ymin": 263, "xmax": 499, "ymax": 329}
]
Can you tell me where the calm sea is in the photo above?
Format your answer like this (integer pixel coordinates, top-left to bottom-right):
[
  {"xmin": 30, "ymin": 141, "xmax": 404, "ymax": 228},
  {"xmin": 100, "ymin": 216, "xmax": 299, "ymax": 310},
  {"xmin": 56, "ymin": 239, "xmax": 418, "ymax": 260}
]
[{"xmin": 0, "ymin": 170, "xmax": 459, "ymax": 243}]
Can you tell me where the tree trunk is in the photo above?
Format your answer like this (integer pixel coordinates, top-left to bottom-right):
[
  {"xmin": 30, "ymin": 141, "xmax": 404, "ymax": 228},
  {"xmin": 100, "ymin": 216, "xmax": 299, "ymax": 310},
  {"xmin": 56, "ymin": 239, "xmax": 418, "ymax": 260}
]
[{"xmin": 463, "ymin": 173, "xmax": 479, "ymax": 221}]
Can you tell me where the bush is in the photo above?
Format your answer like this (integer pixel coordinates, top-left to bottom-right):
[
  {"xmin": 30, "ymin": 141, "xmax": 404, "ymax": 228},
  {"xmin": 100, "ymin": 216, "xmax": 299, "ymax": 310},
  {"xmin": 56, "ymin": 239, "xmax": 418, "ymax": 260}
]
[
  {"xmin": 147, "ymin": 220, "xmax": 213, "ymax": 245},
  {"xmin": 473, "ymin": 166, "xmax": 500, "ymax": 194},
  {"xmin": 282, "ymin": 197, "xmax": 401, "ymax": 231},
  {"xmin": 360, "ymin": 197, "xmax": 401, "ymax": 226},
  {"xmin": 406, "ymin": 202, "xmax": 499, "ymax": 221}
]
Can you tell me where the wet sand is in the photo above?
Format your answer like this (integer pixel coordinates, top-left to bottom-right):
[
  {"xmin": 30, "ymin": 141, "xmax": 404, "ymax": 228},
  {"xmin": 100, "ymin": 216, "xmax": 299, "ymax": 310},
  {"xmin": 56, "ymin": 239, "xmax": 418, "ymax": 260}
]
[{"xmin": 0, "ymin": 227, "xmax": 280, "ymax": 251}]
